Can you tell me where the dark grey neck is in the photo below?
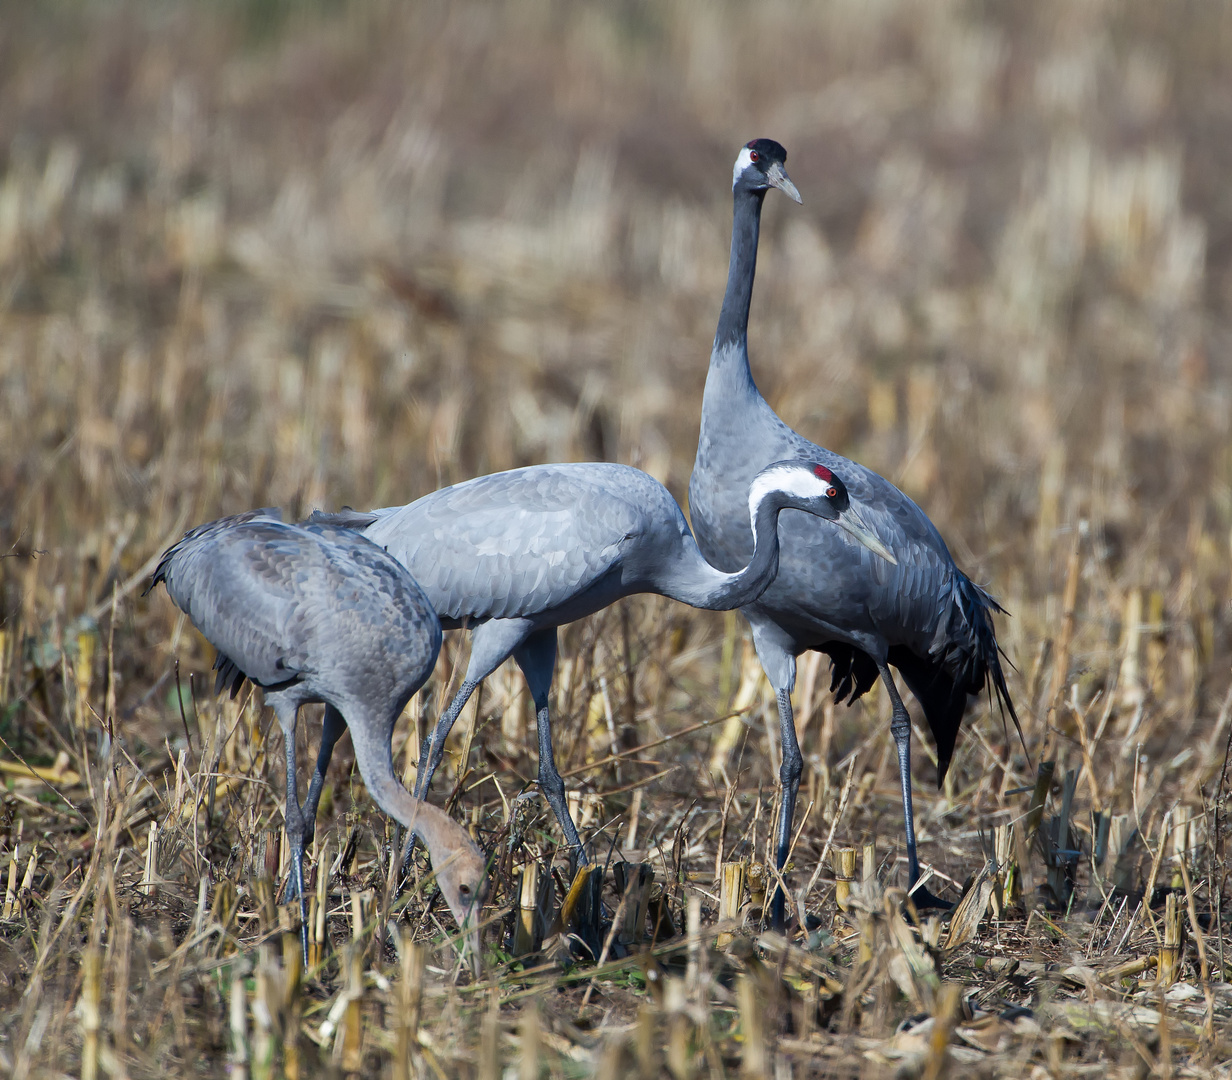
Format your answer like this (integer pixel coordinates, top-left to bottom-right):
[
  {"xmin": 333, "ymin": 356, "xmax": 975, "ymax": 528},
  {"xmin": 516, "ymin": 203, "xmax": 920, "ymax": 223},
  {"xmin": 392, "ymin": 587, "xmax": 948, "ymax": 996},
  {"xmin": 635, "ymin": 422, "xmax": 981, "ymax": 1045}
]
[
  {"xmin": 713, "ymin": 188, "xmax": 766, "ymax": 353},
  {"xmin": 667, "ymin": 496, "xmax": 784, "ymax": 610}
]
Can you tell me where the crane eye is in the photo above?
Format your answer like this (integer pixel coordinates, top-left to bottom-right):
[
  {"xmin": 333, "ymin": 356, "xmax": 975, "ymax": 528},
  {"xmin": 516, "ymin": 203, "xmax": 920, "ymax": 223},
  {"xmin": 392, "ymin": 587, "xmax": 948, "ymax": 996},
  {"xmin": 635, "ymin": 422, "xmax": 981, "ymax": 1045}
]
[
  {"xmin": 827, "ymin": 487, "xmax": 838, "ymax": 498},
  {"xmin": 749, "ymin": 149, "xmax": 760, "ymax": 162}
]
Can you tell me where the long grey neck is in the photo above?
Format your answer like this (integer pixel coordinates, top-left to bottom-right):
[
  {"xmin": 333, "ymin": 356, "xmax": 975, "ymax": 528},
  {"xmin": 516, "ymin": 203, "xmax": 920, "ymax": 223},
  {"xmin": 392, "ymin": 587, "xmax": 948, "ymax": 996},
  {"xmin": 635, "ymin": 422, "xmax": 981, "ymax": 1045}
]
[
  {"xmin": 664, "ymin": 497, "xmax": 784, "ymax": 610},
  {"xmin": 349, "ymin": 724, "xmax": 478, "ymax": 868},
  {"xmin": 371, "ymin": 771, "xmax": 452, "ymax": 856},
  {"xmin": 712, "ymin": 188, "xmax": 766, "ymax": 360}
]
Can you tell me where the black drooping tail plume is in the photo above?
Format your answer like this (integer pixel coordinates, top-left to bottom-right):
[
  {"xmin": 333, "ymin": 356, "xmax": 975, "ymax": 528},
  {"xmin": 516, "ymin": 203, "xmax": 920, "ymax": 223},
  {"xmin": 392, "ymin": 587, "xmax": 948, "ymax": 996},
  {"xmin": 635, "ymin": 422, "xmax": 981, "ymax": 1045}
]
[
  {"xmin": 214, "ymin": 653, "xmax": 247, "ymax": 697},
  {"xmin": 821, "ymin": 573, "xmax": 1022, "ymax": 787}
]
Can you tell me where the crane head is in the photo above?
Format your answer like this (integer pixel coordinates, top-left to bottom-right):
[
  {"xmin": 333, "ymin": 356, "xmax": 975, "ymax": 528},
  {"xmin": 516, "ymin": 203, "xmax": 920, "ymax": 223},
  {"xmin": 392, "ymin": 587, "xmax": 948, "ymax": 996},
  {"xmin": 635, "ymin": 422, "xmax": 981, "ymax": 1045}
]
[
  {"xmin": 733, "ymin": 139, "xmax": 802, "ymax": 203},
  {"xmin": 406, "ymin": 800, "xmax": 490, "ymax": 976},
  {"xmin": 431, "ymin": 839, "xmax": 490, "ymax": 977},
  {"xmin": 750, "ymin": 460, "xmax": 898, "ymax": 565}
]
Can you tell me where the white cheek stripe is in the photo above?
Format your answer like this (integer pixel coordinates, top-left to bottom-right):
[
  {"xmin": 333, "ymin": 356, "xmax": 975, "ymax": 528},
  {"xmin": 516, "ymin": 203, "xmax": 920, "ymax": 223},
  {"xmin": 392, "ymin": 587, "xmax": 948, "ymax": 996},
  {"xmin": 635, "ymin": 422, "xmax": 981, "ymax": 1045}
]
[
  {"xmin": 732, "ymin": 146, "xmax": 755, "ymax": 188},
  {"xmin": 746, "ymin": 466, "xmax": 830, "ymax": 525}
]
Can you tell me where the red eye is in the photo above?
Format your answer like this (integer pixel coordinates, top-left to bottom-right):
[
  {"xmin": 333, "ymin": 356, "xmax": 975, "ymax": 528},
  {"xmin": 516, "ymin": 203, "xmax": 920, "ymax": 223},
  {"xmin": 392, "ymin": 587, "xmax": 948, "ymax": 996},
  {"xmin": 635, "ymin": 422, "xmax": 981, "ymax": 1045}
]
[
  {"xmin": 749, "ymin": 149, "xmax": 760, "ymax": 162},
  {"xmin": 827, "ymin": 487, "xmax": 838, "ymax": 498}
]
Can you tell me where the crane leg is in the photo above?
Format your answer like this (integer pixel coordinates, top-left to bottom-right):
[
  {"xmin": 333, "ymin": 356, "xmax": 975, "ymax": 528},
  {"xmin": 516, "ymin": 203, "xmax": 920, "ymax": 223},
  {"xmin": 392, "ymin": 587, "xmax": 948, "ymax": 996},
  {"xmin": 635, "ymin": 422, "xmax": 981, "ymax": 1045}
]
[
  {"xmin": 532, "ymin": 696, "xmax": 586, "ymax": 859},
  {"xmin": 300, "ymin": 703, "xmax": 348, "ymax": 846},
  {"xmin": 273, "ymin": 701, "xmax": 311, "ymax": 968},
  {"xmin": 400, "ymin": 677, "xmax": 479, "ymax": 870},
  {"xmin": 769, "ymin": 689, "xmax": 803, "ymax": 929},
  {"xmin": 413, "ymin": 619, "xmax": 540, "ymax": 802},
  {"xmin": 514, "ymin": 629, "xmax": 587, "ymax": 863},
  {"xmin": 749, "ymin": 628, "xmax": 800, "ymax": 930},
  {"xmin": 413, "ymin": 678, "xmax": 480, "ymax": 800},
  {"xmin": 405, "ymin": 619, "xmax": 538, "ymax": 867},
  {"xmin": 876, "ymin": 662, "xmax": 950, "ymax": 911}
]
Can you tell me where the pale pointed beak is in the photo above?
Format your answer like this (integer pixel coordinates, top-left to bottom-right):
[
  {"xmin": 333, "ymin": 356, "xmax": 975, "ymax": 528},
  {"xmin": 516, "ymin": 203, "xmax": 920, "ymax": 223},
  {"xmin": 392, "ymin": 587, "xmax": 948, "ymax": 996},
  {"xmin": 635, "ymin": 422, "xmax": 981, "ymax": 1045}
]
[
  {"xmin": 464, "ymin": 919, "xmax": 483, "ymax": 978},
  {"xmin": 767, "ymin": 161, "xmax": 802, "ymax": 204},
  {"xmin": 836, "ymin": 507, "xmax": 897, "ymax": 565}
]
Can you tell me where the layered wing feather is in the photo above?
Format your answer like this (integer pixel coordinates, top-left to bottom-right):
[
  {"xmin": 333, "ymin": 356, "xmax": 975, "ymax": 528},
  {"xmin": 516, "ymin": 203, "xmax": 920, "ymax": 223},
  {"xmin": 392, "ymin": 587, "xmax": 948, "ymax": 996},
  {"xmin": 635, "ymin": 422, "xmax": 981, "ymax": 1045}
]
[
  {"xmin": 151, "ymin": 509, "xmax": 312, "ymax": 690},
  {"xmin": 151, "ymin": 510, "xmax": 440, "ymax": 696},
  {"xmin": 315, "ymin": 464, "xmax": 681, "ymax": 625}
]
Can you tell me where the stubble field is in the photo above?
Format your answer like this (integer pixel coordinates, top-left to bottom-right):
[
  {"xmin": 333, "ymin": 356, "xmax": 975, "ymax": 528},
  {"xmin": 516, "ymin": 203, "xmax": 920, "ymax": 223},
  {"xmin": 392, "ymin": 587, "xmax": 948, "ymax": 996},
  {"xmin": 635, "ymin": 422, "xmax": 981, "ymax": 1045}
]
[{"xmin": 2, "ymin": 1, "xmax": 1232, "ymax": 1076}]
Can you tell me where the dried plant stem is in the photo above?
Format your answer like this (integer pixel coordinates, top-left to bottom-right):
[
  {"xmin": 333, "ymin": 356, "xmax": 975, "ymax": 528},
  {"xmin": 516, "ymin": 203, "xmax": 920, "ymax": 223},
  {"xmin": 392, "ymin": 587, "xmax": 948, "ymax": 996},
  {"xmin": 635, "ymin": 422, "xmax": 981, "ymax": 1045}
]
[
  {"xmin": 800, "ymin": 756, "xmax": 858, "ymax": 908},
  {"xmin": 2, "ymin": 4, "xmax": 1231, "ymax": 1076}
]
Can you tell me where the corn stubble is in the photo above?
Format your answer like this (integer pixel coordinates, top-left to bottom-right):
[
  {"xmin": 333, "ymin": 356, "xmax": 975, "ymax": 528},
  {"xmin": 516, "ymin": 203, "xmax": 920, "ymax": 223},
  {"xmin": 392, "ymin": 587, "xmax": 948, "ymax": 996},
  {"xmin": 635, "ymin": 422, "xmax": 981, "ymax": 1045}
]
[{"xmin": 2, "ymin": 0, "xmax": 1232, "ymax": 1075}]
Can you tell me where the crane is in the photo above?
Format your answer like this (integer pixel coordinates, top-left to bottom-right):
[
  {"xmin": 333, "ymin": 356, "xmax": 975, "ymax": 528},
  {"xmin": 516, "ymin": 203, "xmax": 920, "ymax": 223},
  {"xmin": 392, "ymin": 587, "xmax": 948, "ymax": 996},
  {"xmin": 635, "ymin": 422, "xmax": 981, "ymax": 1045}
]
[
  {"xmin": 308, "ymin": 458, "xmax": 894, "ymax": 861},
  {"xmin": 688, "ymin": 139, "xmax": 1021, "ymax": 923},
  {"xmin": 148, "ymin": 508, "xmax": 488, "ymax": 970}
]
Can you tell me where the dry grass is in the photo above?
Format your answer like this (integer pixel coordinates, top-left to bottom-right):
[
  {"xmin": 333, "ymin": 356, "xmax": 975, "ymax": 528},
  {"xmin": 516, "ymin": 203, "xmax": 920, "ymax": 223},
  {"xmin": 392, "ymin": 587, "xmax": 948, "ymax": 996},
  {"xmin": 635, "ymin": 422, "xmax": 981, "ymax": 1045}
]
[{"xmin": 2, "ymin": 0, "xmax": 1232, "ymax": 1075}]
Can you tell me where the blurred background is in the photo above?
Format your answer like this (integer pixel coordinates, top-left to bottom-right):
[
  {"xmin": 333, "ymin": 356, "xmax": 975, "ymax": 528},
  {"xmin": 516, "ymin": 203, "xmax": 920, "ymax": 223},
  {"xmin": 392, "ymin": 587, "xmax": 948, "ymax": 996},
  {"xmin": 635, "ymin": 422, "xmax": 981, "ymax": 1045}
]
[{"xmin": 2, "ymin": 0, "xmax": 1232, "ymax": 885}]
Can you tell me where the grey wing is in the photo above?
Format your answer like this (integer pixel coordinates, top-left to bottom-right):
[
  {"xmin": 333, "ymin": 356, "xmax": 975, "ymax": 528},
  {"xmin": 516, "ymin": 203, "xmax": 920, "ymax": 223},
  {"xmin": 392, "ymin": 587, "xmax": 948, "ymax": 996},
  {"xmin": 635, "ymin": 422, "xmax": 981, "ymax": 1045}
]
[
  {"xmin": 358, "ymin": 464, "xmax": 651, "ymax": 622},
  {"xmin": 307, "ymin": 526, "xmax": 444, "ymax": 681},
  {"xmin": 753, "ymin": 408, "xmax": 952, "ymax": 552},
  {"xmin": 153, "ymin": 515, "xmax": 321, "ymax": 690},
  {"xmin": 721, "ymin": 410, "xmax": 965, "ymax": 651},
  {"xmin": 793, "ymin": 436, "xmax": 964, "ymax": 648},
  {"xmin": 150, "ymin": 507, "xmax": 283, "ymax": 590},
  {"xmin": 764, "ymin": 502, "xmax": 958, "ymax": 656},
  {"xmin": 310, "ymin": 524, "xmax": 440, "ymax": 632}
]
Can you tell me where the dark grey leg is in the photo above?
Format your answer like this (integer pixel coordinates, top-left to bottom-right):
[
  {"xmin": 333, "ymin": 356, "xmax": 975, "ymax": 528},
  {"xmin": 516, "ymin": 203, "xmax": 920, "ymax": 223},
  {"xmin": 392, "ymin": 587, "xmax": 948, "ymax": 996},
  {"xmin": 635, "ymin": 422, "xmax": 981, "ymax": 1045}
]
[
  {"xmin": 413, "ymin": 619, "xmax": 540, "ymax": 801},
  {"xmin": 514, "ymin": 629, "xmax": 587, "ymax": 862},
  {"xmin": 746, "ymin": 624, "xmax": 800, "ymax": 931},
  {"xmin": 402, "ymin": 619, "xmax": 537, "ymax": 870},
  {"xmin": 301, "ymin": 704, "xmax": 347, "ymax": 844},
  {"xmin": 771, "ymin": 687, "xmax": 803, "ymax": 929},
  {"xmin": 400, "ymin": 677, "xmax": 480, "ymax": 870},
  {"xmin": 413, "ymin": 679, "xmax": 481, "ymax": 800},
  {"xmin": 876, "ymin": 661, "xmax": 949, "ymax": 910},
  {"xmin": 274, "ymin": 703, "xmax": 310, "ymax": 967}
]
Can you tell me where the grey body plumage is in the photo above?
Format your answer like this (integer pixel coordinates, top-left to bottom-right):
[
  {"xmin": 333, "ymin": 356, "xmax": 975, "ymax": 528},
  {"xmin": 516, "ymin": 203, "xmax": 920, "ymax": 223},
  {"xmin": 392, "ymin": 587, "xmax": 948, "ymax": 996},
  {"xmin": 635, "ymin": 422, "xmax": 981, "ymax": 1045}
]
[
  {"xmin": 149, "ymin": 509, "xmax": 487, "ymax": 970},
  {"xmin": 310, "ymin": 458, "xmax": 892, "ymax": 859},
  {"xmin": 688, "ymin": 139, "xmax": 1020, "ymax": 920}
]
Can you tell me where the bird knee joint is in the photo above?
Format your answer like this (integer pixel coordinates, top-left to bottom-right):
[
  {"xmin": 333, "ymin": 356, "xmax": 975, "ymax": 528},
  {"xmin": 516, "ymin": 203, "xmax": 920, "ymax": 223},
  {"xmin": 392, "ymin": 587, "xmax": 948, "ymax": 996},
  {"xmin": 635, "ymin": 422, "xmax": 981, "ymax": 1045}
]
[{"xmin": 538, "ymin": 772, "xmax": 565, "ymax": 800}]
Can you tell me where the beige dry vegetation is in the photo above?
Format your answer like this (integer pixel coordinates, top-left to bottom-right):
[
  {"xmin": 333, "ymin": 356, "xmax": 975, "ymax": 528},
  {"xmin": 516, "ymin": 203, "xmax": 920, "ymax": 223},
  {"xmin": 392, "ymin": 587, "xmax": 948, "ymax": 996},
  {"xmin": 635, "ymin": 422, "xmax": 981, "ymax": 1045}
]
[{"xmin": 3, "ymin": 0, "xmax": 1232, "ymax": 1075}]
